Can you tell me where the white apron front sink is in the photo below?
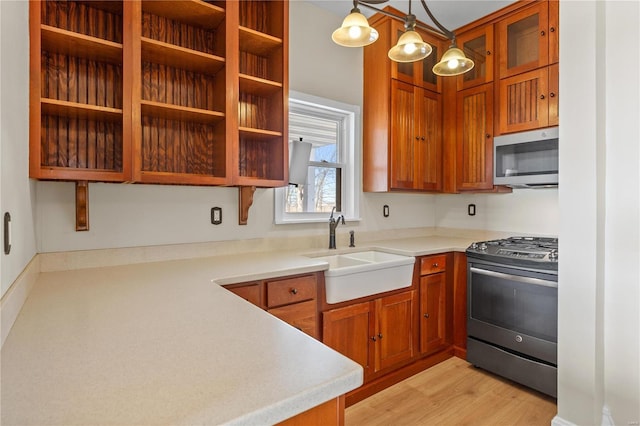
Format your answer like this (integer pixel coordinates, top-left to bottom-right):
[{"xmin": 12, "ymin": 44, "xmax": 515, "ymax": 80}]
[{"xmin": 311, "ymin": 251, "xmax": 415, "ymax": 304}]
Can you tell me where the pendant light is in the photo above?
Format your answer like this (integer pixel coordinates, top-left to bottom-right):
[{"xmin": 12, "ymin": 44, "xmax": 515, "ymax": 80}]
[
  {"xmin": 331, "ymin": 5, "xmax": 379, "ymax": 47},
  {"xmin": 331, "ymin": 0, "xmax": 475, "ymax": 77},
  {"xmin": 432, "ymin": 43, "xmax": 475, "ymax": 76},
  {"xmin": 388, "ymin": 14, "xmax": 432, "ymax": 63}
]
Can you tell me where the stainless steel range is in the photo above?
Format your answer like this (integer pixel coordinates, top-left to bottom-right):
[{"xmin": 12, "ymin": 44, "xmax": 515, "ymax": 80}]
[{"xmin": 466, "ymin": 236, "xmax": 558, "ymax": 398}]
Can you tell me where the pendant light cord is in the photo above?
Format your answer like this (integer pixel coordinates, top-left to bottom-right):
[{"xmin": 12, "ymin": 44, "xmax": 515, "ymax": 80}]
[{"xmin": 419, "ymin": 0, "xmax": 455, "ymax": 41}]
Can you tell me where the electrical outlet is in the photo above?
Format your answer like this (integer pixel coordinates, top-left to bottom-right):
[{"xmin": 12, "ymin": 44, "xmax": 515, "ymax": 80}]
[
  {"xmin": 383, "ymin": 205, "xmax": 390, "ymax": 217},
  {"xmin": 211, "ymin": 207, "xmax": 222, "ymax": 225},
  {"xmin": 468, "ymin": 204, "xmax": 476, "ymax": 216}
]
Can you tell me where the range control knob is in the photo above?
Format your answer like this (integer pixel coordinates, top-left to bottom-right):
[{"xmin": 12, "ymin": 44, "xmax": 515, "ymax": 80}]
[
  {"xmin": 479, "ymin": 243, "xmax": 488, "ymax": 251},
  {"xmin": 470, "ymin": 242, "xmax": 479, "ymax": 250},
  {"xmin": 548, "ymin": 249, "xmax": 558, "ymax": 261}
]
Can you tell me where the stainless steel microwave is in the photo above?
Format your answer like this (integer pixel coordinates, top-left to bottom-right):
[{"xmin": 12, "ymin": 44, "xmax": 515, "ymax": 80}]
[{"xmin": 494, "ymin": 127, "xmax": 559, "ymax": 188}]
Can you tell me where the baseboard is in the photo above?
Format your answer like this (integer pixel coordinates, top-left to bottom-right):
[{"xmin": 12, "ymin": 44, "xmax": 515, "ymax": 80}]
[
  {"xmin": 345, "ymin": 348, "xmax": 454, "ymax": 407},
  {"xmin": 601, "ymin": 406, "xmax": 615, "ymax": 426},
  {"xmin": 453, "ymin": 346, "xmax": 467, "ymax": 359},
  {"xmin": 1, "ymin": 255, "xmax": 40, "ymax": 348},
  {"xmin": 551, "ymin": 415, "xmax": 576, "ymax": 426}
]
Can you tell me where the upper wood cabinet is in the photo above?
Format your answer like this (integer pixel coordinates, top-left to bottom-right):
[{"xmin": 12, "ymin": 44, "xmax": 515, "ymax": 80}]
[
  {"xmin": 30, "ymin": 1, "xmax": 131, "ymax": 182},
  {"xmin": 456, "ymin": 25, "xmax": 494, "ymax": 91},
  {"xmin": 389, "ymin": 20, "xmax": 444, "ymax": 93},
  {"xmin": 390, "ymin": 80, "xmax": 442, "ymax": 191},
  {"xmin": 29, "ymin": 0, "xmax": 288, "ymax": 188},
  {"xmin": 235, "ymin": 0, "xmax": 288, "ymax": 186},
  {"xmin": 456, "ymin": 83, "xmax": 494, "ymax": 190},
  {"xmin": 363, "ymin": 10, "xmax": 446, "ymax": 193},
  {"xmin": 497, "ymin": 65, "xmax": 558, "ymax": 134},
  {"xmin": 497, "ymin": 1, "xmax": 558, "ymax": 79},
  {"xmin": 133, "ymin": 0, "xmax": 228, "ymax": 185}
]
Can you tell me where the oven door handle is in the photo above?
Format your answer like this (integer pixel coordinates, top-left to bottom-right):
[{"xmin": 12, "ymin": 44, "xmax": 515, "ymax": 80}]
[{"xmin": 470, "ymin": 267, "xmax": 558, "ymax": 288}]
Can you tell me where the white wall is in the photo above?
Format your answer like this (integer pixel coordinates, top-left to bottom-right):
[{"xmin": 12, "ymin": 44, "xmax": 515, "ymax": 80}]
[
  {"xmin": 435, "ymin": 189, "xmax": 559, "ymax": 236},
  {"xmin": 0, "ymin": 0, "xmax": 37, "ymax": 298},
  {"xmin": 556, "ymin": 1, "xmax": 640, "ymax": 425}
]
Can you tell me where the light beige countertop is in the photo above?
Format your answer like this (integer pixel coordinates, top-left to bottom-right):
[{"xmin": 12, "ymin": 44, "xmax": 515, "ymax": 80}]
[{"xmin": 0, "ymin": 235, "xmax": 482, "ymax": 425}]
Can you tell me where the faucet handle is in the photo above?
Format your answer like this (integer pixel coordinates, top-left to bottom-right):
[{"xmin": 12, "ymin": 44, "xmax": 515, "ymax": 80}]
[{"xmin": 329, "ymin": 206, "xmax": 336, "ymax": 221}]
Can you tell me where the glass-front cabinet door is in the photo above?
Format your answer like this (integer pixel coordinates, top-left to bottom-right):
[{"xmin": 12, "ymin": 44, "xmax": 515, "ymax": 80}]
[
  {"xmin": 456, "ymin": 25, "xmax": 494, "ymax": 91},
  {"xmin": 390, "ymin": 20, "xmax": 443, "ymax": 93},
  {"xmin": 497, "ymin": 2, "xmax": 549, "ymax": 79}
]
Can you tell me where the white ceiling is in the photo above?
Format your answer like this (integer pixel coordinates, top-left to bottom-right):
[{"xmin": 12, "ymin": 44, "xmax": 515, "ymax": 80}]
[{"xmin": 307, "ymin": 0, "xmax": 516, "ymax": 33}]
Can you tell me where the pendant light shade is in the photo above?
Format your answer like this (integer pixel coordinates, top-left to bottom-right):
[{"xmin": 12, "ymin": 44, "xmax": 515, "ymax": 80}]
[
  {"xmin": 432, "ymin": 45, "xmax": 474, "ymax": 76},
  {"xmin": 332, "ymin": 9, "xmax": 379, "ymax": 47},
  {"xmin": 388, "ymin": 30, "xmax": 432, "ymax": 63}
]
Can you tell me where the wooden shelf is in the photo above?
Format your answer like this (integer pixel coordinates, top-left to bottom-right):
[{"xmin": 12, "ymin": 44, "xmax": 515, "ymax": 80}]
[
  {"xmin": 41, "ymin": 98, "xmax": 123, "ymax": 122},
  {"xmin": 239, "ymin": 26, "xmax": 282, "ymax": 56},
  {"xmin": 142, "ymin": 0, "xmax": 225, "ymax": 30},
  {"xmin": 141, "ymin": 37, "xmax": 224, "ymax": 76},
  {"xmin": 239, "ymin": 127, "xmax": 283, "ymax": 140},
  {"xmin": 141, "ymin": 100, "xmax": 224, "ymax": 124},
  {"xmin": 41, "ymin": 25, "xmax": 123, "ymax": 64},
  {"xmin": 239, "ymin": 74, "xmax": 283, "ymax": 96}
]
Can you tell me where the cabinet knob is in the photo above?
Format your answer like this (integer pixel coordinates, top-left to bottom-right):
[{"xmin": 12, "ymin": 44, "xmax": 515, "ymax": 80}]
[
  {"xmin": 486, "ymin": 50, "xmax": 491, "ymax": 56},
  {"xmin": 416, "ymin": 136, "xmax": 420, "ymax": 140},
  {"xmin": 421, "ymin": 136, "xmax": 425, "ymax": 141},
  {"xmin": 540, "ymin": 94, "xmax": 546, "ymax": 100},
  {"xmin": 486, "ymin": 133, "xmax": 491, "ymax": 139},
  {"xmin": 550, "ymin": 92, "xmax": 556, "ymax": 98},
  {"xmin": 550, "ymin": 27, "xmax": 556, "ymax": 33},
  {"xmin": 378, "ymin": 333, "xmax": 383, "ymax": 339},
  {"xmin": 424, "ymin": 313, "xmax": 430, "ymax": 319},
  {"xmin": 540, "ymin": 30, "xmax": 546, "ymax": 36},
  {"xmin": 432, "ymin": 263, "xmax": 438, "ymax": 268},
  {"xmin": 290, "ymin": 288, "xmax": 298, "ymax": 295},
  {"xmin": 371, "ymin": 335, "xmax": 377, "ymax": 342}
]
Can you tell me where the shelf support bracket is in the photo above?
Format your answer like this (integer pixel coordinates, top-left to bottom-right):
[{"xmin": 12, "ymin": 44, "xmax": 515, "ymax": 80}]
[
  {"xmin": 238, "ymin": 186, "xmax": 256, "ymax": 225},
  {"xmin": 75, "ymin": 181, "xmax": 89, "ymax": 232}
]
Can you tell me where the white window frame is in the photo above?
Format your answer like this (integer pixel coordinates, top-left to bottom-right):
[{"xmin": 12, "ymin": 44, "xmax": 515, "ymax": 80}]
[{"xmin": 275, "ymin": 91, "xmax": 360, "ymax": 224}]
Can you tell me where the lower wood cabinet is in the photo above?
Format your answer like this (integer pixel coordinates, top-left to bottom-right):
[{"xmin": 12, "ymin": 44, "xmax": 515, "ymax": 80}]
[
  {"xmin": 419, "ymin": 254, "xmax": 453, "ymax": 355},
  {"xmin": 225, "ymin": 272, "xmax": 320, "ymax": 340},
  {"xmin": 322, "ymin": 290, "xmax": 416, "ymax": 380}
]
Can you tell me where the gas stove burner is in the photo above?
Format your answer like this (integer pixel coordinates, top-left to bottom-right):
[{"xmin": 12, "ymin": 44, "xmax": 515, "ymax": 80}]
[{"xmin": 466, "ymin": 236, "xmax": 558, "ymax": 271}]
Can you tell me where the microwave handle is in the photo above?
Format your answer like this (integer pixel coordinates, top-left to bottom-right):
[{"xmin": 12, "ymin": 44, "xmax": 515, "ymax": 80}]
[{"xmin": 470, "ymin": 267, "xmax": 558, "ymax": 288}]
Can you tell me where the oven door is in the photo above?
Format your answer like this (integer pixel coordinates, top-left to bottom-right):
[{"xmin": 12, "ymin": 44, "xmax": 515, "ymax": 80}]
[{"xmin": 467, "ymin": 258, "xmax": 557, "ymax": 365}]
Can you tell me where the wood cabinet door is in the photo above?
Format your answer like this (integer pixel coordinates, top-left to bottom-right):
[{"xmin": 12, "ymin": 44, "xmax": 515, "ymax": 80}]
[
  {"xmin": 497, "ymin": 2, "xmax": 550, "ymax": 79},
  {"xmin": 227, "ymin": 282, "xmax": 263, "ymax": 307},
  {"xmin": 420, "ymin": 273, "xmax": 447, "ymax": 355},
  {"xmin": 417, "ymin": 90, "xmax": 442, "ymax": 191},
  {"xmin": 456, "ymin": 24, "xmax": 494, "ymax": 91},
  {"xmin": 268, "ymin": 300, "xmax": 318, "ymax": 339},
  {"xmin": 323, "ymin": 301, "xmax": 374, "ymax": 378},
  {"xmin": 498, "ymin": 67, "xmax": 549, "ymax": 134},
  {"xmin": 375, "ymin": 291, "xmax": 416, "ymax": 372},
  {"xmin": 456, "ymin": 83, "xmax": 494, "ymax": 190},
  {"xmin": 390, "ymin": 80, "xmax": 418, "ymax": 190}
]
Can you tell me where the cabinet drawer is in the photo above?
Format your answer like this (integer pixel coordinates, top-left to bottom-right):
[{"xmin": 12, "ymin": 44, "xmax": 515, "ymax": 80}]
[
  {"xmin": 420, "ymin": 254, "xmax": 447, "ymax": 275},
  {"xmin": 268, "ymin": 300, "xmax": 318, "ymax": 339},
  {"xmin": 227, "ymin": 283, "xmax": 262, "ymax": 307},
  {"xmin": 266, "ymin": 275, "xmax": 317, "ymax": 308}
]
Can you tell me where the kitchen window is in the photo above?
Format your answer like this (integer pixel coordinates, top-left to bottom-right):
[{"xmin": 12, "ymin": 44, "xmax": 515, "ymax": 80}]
[{"xmin": 275, "ymin": 91, "xmax": 360, "ymax": 224}]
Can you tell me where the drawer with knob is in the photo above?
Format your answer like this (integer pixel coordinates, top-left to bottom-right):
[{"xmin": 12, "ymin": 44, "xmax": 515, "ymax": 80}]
[
  {"xmin": 420, "ymin": 254, "xmax": 447, "ymax": 276},
  {"xmin": 266, "ymin": 274, "xmax": 317, "ymax": 308},
  {"xmin": 268, "ymin": 299, "xmax": 318, "ymax": 339}
]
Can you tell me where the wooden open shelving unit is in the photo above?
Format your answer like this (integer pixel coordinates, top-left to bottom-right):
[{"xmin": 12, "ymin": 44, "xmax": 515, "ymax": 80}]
[{"xmin": 29, "ymin": 0, "xmax": 289, "ymax": 228}]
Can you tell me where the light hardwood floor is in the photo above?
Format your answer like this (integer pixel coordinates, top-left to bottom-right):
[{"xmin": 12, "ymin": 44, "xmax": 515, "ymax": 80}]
[{"xmin": 345, "ymin": 357, "xmax": 557, "ymax": 426}]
